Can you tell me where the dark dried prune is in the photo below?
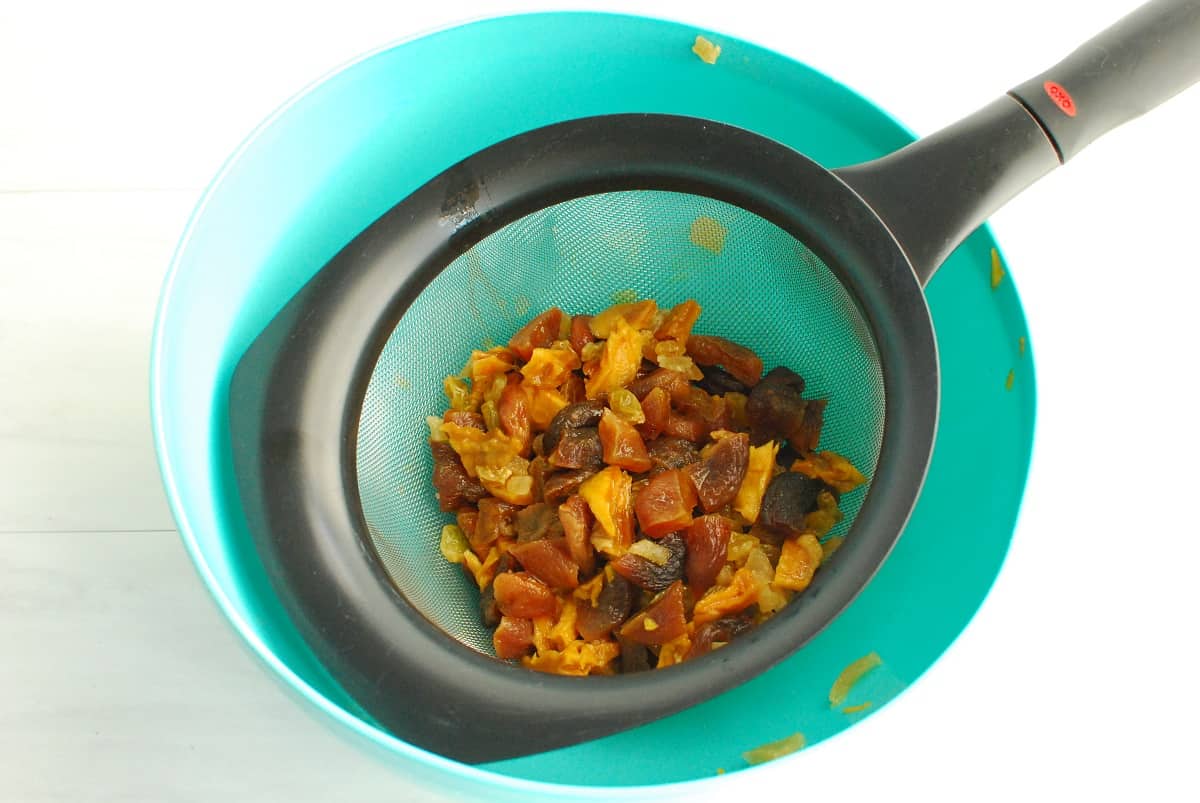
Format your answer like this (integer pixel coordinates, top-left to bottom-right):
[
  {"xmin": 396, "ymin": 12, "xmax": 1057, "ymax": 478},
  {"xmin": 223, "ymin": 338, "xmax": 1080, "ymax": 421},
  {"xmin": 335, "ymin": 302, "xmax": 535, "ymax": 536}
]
[
  {"xmin": 479, "ymin": 583, "xmax": 501, "ymax": 628},
  {"xmin": 686, "ymin": 615, "xmax": 753, "ymax": 659},
  {"xmin": 696, "ymin": 364, "xmax": 748, "ymax": 396},
  {"xmin": 577, "ymin": 573, "xmax": 636, "ymax": 641},
  {"xmin": 617, "ymin": 635, "xmax": 653, "ymax": 673},
  {"xmin": 543, "ymin": 401, "xmax": 605, "ymax": 455},
  {"xmin": 746, "ymin": 366, "xmax": 808, "ymax": 446},
  {"xmin": 547, "ymin": 427, "xmax": 603, "ymax": 470},
  {"xmin": 758, "ymin": 471, "xmax": 824, "ymax": 539},
  {"xmin": 793, "ymin": 398, "xmax": 827, "ymax": 453},
  {"xmin": 646, "ymin": 436, "xmax": 700, "ymax": 473},
  {"xmin": 474, "ymin": 497, "xmax": 518, "ymax": 550},
  {"xmin": 542, "ymin": 467, "xmax": 597, "ymax": 506},
  {"xmin": 430, "ymin": 441, "xmax": 486, "ymax": 512},
  {"xmin": 685, "ymin": 432, "xmax": 749, "ymax": 513},
  {"xmin": 515, "ymin": 502, "xmax": 562, "ymax": 543},
  {"xmin": 610, "ymin": 531, "xmax": 686, "ymax": 592}
]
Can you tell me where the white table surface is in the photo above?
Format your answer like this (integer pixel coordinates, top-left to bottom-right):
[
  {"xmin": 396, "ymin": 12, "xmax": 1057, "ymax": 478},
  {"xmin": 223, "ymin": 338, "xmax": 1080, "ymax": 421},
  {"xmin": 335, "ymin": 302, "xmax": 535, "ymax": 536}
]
[{"xmin": 3, "ymin": 1, "xmax": 1198, "ymax": 800}]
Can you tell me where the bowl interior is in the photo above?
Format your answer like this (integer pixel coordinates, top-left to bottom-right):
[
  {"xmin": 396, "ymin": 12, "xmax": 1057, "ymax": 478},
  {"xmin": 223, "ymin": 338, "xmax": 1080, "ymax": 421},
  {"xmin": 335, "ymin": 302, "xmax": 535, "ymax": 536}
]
[{"xmin": 152, "ymin": 11, "xmax": 1034, "ymax": 798}]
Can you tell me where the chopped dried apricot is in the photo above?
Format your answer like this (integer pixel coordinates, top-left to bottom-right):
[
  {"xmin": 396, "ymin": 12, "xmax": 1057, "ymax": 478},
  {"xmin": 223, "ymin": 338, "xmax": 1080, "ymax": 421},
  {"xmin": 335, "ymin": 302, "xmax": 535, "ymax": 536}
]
[
  {"xmin": 589, "ymin": 299, "xmax": 658, "ymax": 338},
  {"xmin": 508, "ymin": 307, "xmax": 563, "ymax": 361},
  {"xmin": 686, "ymin": 335, "xmax": 763, "ymax": 387},
  {"xmin": 733, "ymin": 440, "xmax": 780, "ymax": 522},
  {"xmin": 620, "ymin": 581, "xmax": 687, "ymax": 645},
  {"xmin": 773, "ymin": 533, "xmax": 823, "ymax": 592},
  {"xmin": 493, "ymin": 571, "xmax": 557, "ymax": 619},
  {"xmin": 655, "ymin": 299, "xmax": 702, "ymax": 343},
  {"xmin": 598, "ymin": 409, "xmax": 652, "ymax": 473},
  {"xmin": 791, "ymin": 451, "xmax": 867, "ymax": 494},
  {"xmin": 578, "ymin": 466, "xmax": 634, "ymax": 556},
  {"xmin": 634, "ymin": 469, "xmax": 697, "ymax": 537},
  {"xmin": 585, "ymin": 318, "xmax": 647, "ymax": 399},
  {"xmin": 521, "ymin": 346, "xmax": 580, "ymax": 388},
  {"xmin": 692, "ymin": 567, "xmax": 763, "ymax": 624}
]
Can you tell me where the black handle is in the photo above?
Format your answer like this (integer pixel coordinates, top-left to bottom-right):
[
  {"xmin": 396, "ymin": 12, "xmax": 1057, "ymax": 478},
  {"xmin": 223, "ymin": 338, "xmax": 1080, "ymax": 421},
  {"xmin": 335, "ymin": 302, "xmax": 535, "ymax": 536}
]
[
  {"xmin": 1010, "ymin": 0, "xmax": 1200, "ymax": 162},
  {"xmin": 835, "ymin": 0, "xmax": 1200, "ymax": 285}
]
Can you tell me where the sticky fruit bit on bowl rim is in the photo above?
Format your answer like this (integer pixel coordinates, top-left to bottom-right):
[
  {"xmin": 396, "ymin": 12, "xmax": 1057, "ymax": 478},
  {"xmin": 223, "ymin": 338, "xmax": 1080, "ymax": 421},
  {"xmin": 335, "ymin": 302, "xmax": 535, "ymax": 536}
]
[
  {"xmin": 742, "ymin": 732, "xmax": 806, "ymax": 765},
  {"xmin": 829, "ymin": 651, "xmax": 883, "ymax": 707},
  {"xmin": 991, "ymin": 247, "xmax": 1006, "ymax": 289},
  {"xmin": 429, "ymin": 297, "xmax": 867, "ymax": 676},
  {"xmin": 692, "ymin": 34, "xmax": 721, "ymax": 65}
]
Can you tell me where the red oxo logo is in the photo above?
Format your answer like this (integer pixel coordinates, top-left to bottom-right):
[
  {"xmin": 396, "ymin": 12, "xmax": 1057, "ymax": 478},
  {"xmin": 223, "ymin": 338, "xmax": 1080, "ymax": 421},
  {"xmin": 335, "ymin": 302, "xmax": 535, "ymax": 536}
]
[{"xmin": 1043, "ymin": 81, "xmax": 1077, "ymax": 117}]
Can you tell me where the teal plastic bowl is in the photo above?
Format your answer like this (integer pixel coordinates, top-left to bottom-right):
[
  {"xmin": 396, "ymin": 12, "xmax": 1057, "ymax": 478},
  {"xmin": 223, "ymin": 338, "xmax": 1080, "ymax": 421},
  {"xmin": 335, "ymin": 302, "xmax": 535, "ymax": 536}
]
[{"xmin": 151, "ymin": 11, "xmax": 1034, "ymax": 799}]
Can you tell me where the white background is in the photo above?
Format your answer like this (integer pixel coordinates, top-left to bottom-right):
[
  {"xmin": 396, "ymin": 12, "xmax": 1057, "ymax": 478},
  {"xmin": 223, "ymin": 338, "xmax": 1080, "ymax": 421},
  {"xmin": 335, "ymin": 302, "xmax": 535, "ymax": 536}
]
[{"xmin": 2, "ymin": 0, "xmax": 1198, "ymax": 800}]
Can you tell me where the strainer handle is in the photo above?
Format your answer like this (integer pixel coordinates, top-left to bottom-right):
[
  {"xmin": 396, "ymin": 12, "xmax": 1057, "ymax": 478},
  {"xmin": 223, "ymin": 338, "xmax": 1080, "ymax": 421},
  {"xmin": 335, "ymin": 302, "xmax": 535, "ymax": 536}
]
[{"xmin": 834, "ymin": 0, "xmax": 1200, "ymax": 285}]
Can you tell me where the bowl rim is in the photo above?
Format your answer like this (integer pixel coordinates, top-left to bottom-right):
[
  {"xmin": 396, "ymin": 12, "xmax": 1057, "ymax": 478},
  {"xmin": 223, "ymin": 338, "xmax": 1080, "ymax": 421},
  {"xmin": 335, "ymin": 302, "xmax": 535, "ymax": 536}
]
[{"xmin": 150, "ymin": 9, "xmax": 1035, "ymax": 797}]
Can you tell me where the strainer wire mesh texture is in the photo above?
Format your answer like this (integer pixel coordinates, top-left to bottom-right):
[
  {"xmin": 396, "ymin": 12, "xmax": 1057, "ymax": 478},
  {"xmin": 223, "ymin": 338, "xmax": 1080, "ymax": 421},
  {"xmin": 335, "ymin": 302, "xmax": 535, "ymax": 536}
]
[{"xmin": 357, "ymin": 190, "xmax": 885, "ymax": 654}]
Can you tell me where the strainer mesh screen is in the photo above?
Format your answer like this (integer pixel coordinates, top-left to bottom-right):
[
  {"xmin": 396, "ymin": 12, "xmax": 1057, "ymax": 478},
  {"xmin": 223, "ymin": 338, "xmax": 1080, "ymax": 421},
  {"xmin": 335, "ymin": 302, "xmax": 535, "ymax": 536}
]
[{"xmin": 356, "ymin": 191, "xmax": 885, "ymax": 655}]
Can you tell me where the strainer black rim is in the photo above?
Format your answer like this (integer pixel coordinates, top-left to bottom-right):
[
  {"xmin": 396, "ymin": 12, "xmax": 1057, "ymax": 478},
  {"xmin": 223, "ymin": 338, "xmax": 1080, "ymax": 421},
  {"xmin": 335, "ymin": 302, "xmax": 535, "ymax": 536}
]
[{"xmin": 229, "ymin": 113, "xmax": 938, "ymax": 763}]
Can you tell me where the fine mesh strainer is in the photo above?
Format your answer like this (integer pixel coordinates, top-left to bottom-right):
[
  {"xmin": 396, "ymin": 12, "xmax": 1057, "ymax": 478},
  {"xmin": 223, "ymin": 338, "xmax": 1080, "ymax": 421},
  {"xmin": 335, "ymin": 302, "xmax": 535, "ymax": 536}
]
[
  {"xmin": 229, "ymin": 1, "xmax": 1199, "ymax": 763},
  {"xmin": 358, "ymin": 190, "xmax": 886, "ymax": 655}
]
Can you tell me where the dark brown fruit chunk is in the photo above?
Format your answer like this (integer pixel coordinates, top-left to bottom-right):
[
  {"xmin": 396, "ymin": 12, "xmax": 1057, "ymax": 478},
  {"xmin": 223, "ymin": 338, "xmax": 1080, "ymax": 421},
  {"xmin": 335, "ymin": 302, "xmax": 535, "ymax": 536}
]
[
  {"xmin": 793, "ymin": 398, "xmax": 827, "ymax": 453},
  {"xmin": 479, "ymin": 582, "xmax": 500, "ymax": 627},
  {"xmin": 746, "ymin": 366, "xmax": 809, "ymax": 447},
  {"xmin": 685, "ymin": 432, "xmax": 750, "ymax": 513},
  {"xmin": 758, "ymin": 471, "xmax": 825, "ymax": 539},
  {"xmin": 542, "ymin": 468, "xmax": 597, "ymax": 506},
  {"xmin": 646, "ymin": 436, "xmax": 701, "ymax": 473},
  {"xmin": 474, "ymin": 497, "xmax": 518, "ymax": 550},
  {"xmin": 557, "ymin": 495, "xmax": 596, "ymax": 576},
  {"xmin": 686, "ymin": 615, "xmax": 753, "ymax": 659},
  {"xmin": 515, "ymin": 502, "xmax": 562, "ymax": 543},
  {"xmin": 547, "ymin": 427, "xmax": 603, "ymax": 470},
  {"xmin": 696, "ymin": 364, "xmax": 748, "ymax": 396},
  {"xmin": 543, "ymin": 401, "xmax": 605, "ymax": 455},
  {"xmin": 430, "ymin": 441, "xmax": 486, "ymax": 512},
  {"xmin": 576, "ymin": 573, "xmax": 636, "ymax": 641},
  {"xmin": 610, "ymin": 532, "xmax": 686, "ymax": 592}
]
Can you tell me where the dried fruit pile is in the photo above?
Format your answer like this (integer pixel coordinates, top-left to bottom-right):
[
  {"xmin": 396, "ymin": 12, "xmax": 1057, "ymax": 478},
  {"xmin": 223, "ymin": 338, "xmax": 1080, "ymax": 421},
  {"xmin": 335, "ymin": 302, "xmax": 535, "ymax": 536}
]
[{"xmin": 428, "ymin": 299, "xmax": 865, "ymax": 675}]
